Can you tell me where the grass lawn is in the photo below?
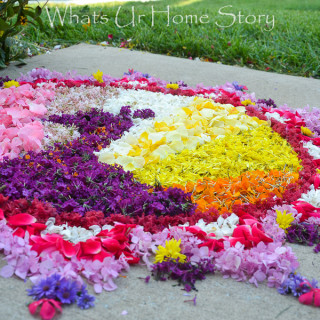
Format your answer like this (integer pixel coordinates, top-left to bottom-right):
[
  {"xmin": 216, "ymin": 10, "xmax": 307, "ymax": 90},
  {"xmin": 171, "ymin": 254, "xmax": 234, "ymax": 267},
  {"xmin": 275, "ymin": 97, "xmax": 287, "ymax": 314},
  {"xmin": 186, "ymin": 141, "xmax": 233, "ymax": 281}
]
[{"xmin": 22, "ymin": 0, "xmax": 320, "ymax": 78}]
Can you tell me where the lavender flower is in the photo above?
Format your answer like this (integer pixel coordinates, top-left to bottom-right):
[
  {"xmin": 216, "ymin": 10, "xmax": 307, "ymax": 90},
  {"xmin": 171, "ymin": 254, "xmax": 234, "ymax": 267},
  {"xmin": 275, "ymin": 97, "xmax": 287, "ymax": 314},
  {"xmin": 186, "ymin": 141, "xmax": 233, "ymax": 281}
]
[
  {"xmin": 0, "ymin": 76, "xmax": 12, "ymax": 87},
  {"xmin": 286, "ymin": 223, "xmax": 320, "ymax": 246},
  {"xmin": 278, "ymin": 272, "xmax": 318, "ymax": 297},
  {"xmin": 56, "ymin": 279, "xmax": 78, "ymax": 304},
  {"xmin": 77, "ymin": 291, "xmax": 95, "ymax": 309},
  {"xmin": 232, "ymin": 81, "xmax": 246, "ymax": 91},
  {"xmin": 133, "ymin": 108, "xmax": 155, "ymax": 119},
  {"xmin": 152, "ymin": 259, "xmax": 215, "ymax": 291},
  {"xmin": 27, "ymin": 275, "xmax": 58, "ymax": 300},
  {"xmin": 257, "ymin": 98, "xmax": 277, "ymax": 108},
  {"xmin": 27, "ymin": 274, "xmax": 95, "ymax": 308}
]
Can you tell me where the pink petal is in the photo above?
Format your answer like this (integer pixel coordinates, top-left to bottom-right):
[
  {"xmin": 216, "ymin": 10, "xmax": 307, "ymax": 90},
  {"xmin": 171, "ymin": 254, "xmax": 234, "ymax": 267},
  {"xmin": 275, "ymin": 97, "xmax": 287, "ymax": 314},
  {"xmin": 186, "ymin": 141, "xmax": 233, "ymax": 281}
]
[
  {"xmin": 0, "ymin": 208, "xmax": 4, "ymax": 220},
  {"xmin": 81, "ymin": 239, "xmax": 102, "ymax": 255},
  {"xmin": 8, "ymin": 213, "xmax": 37, "ymax": 226},
  {"xmin": 0, "ymin": 265, "xmax": 14, "ymax": 278},
  {"xmin": 40, "ymin": 300, "xmax": 57, "ymax": 320},
  {"xmin": 28, "ymin": 102, "xmax": 47, "ymax": 116}
]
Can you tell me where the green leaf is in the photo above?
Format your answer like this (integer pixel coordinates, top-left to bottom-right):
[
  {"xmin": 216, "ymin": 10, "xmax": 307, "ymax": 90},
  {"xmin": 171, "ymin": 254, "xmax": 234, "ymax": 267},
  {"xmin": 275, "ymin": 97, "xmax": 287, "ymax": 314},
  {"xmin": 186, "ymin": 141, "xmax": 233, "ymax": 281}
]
[
  {"xmin": 0, "ymin": 18, "xmax": 10, "ymax": 31},
  {"xmin": 35, "ymin": 6, "xmax": 42, "ymax": 18},
  {"xmin": 6, "ymin": 6, "xmax": 15, "ymax": 18}
]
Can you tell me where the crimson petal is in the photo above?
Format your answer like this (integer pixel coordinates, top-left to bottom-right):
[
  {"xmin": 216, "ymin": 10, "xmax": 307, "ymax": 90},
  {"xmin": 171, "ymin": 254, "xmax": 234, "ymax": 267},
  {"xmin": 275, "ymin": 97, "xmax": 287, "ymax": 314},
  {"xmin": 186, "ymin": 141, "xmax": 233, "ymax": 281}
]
[
  {"xmin": 101, "ymin": 238, "xmax": 121, "ymax": 253},
  {"xmin": 8, "ymin": 213, "xmax": 36, "ymax": 226},
  {"xmin": 81, "ymin": 239, "xmax": 102, "ymax": 255},
  {"xmin": 57, "ymin": 238, "xmax": 80, "ymax": 258}
]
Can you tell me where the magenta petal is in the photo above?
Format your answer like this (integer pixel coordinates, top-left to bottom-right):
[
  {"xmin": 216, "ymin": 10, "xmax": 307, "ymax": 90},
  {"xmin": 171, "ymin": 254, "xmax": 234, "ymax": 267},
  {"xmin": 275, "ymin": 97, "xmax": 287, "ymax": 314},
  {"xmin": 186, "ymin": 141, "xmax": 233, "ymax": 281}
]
[
  {"xmin": 299, "ymin": 291, "xmax": 314, "ymax": 305},
  {"xmin": 48, "ymin": 299, "xmax": 62, "ymax": 312},
  {"xmin": 29, "ymin": 299, "xmax": 44, "ymax": 315},
  {"xmin": 314, "ymin": 174, "xmax": 320, "ymax": 189},
  {"xmin": 0, "ymin": 208, "xmax": 4, "ymax": 220},
  {"xmin": 8, "ymin": 213, "xmax": 37, "ymax": 226},
  {"xmin": 81, "ymin": 239, "xmax": 102, "ymax": 255},
  {"xmin": 314, "ymin": 289, "xmax": 320, "ymax": 307},
  {"xmin": 40, "ymin": 300, "xmax": 57, "ymax": 320},
  {"xmin": 0, "ymin": 265, "xmax": 14, "ymax": 278}
]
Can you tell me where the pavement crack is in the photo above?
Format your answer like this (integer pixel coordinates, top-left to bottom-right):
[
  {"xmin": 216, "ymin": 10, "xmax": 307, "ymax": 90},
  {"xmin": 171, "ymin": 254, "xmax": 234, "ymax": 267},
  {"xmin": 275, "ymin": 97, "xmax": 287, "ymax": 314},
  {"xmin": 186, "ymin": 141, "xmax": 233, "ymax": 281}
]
[{"xmin": 275, "ymin": 305, "xmax": 292, "ymax": 319}]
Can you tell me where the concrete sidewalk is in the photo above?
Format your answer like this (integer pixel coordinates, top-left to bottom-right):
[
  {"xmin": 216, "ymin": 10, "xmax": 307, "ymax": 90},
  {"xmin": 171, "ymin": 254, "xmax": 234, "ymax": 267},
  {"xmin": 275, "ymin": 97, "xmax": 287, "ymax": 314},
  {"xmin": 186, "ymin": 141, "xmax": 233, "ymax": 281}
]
[
  {"xmin": 1, "ymin": 43, "xmax": 319, "ymax": 109},
  {"xmin": 1, "ymin": 45, "xmax": 320, "ymax": 320}
]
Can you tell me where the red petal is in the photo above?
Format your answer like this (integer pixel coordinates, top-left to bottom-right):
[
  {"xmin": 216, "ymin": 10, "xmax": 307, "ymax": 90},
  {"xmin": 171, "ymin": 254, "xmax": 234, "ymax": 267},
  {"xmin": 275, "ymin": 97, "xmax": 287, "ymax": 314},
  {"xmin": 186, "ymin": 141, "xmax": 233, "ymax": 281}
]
[
  {"xmin": 101, "ymin": 238, "xmax": 121, "ymax": 253},
  {"xmin": 58, "ymin": 238, "xmax": 80, "ymax": 258},
  {"xmin": 29, "ymin": 299, "xmax": 44, "ymax": 315},
  {"xmin": 81, "ymin": 239, "xmax": 102, "ymax": 255},
  {"xmin": 8, "ymin": 213, "xmax": 37, "ymax": 226},
  {"xmin": 299, "ymin": 291, "xmax": 314, "ymax": 305},
  {"xmin": 91, "ymin": 248, "xmax": 113, "ymax": 262},
  {"xmin": 0, "ymin": 208, "xmax": 4, "ymax": 220},
  {"xmin": 31, "ymin": 223, "xmax": 48, "ymax": 232},
  {"xmin": 40, "ymin": 301, "xmax": 57, "ymax": 320},
  {"xmin": 251, "ymin": 225, "xmax": 273, "ymax": 243},
  {"xmin": 12, "ymin": 227, "xmax": 25, "ymax": 238},
  {"xmin": 312, "ymin": 138, "xmax": 320, "ymax": 146},
  {"xmin": 232, "ymin": 225, "xmax": 251, "ymax": 238},
  {"xmin": 314, "ymin": 174, "xmax": 320, "ymax": 189}
]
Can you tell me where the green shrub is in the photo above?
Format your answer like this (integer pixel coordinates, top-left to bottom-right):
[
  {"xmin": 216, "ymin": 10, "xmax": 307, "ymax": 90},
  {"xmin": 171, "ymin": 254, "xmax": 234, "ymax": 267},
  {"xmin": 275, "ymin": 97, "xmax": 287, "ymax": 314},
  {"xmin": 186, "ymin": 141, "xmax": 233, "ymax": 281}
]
[{"xmin": 0, "ymin": 0, "xmax": 44, "ymax": 68}]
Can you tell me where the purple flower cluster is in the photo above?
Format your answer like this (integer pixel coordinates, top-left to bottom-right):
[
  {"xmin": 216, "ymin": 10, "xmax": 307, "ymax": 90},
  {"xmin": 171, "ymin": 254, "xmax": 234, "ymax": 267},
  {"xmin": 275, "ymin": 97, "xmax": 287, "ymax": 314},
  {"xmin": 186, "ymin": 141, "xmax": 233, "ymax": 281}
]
[
  {"xmin": 0, "ymin": 76, "xmax": 12, "ymax": 87},
  {"xmin": 278, "ymin": 272, "xmax": 318, "ymax": 297},
  {"xmin": 286, "ymin": 223, "xmax": 320, "ymax": 247},
  {"xmin": 27, "ymin": 274, "xmax": 95, "ymax": 309},
  {"xmin": 0, "ymin": 107, "xmax": 195, "ymax": 217},
  {"xmin": 47, "ymin": 106, "xmax": 134, "ymax": 147},
  {"xmin": 232, "ymin": 81, "xmax": 246, "ymax": 91},
  {"xmin": 152, "ymin": 259, "xmax": 215, "ymax": 291},
  {"xmin": 257, "ymin": 98, "xmax": 278, "ymax": 108},
  {"xmin": 296, "ymin": 106, "xmax": 320, "ymax": 137},
  {"xmin": 133, "ymin": 108, "xmax": 155, "ymax": 119}
]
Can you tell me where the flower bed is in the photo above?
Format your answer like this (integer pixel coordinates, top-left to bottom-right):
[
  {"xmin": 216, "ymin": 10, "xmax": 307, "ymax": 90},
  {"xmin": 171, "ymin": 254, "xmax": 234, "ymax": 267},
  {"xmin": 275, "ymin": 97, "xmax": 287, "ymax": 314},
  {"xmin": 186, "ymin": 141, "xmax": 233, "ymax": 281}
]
[{"xmin": 1, "ymin": 69, "xmax": 320, "ymax": 319}]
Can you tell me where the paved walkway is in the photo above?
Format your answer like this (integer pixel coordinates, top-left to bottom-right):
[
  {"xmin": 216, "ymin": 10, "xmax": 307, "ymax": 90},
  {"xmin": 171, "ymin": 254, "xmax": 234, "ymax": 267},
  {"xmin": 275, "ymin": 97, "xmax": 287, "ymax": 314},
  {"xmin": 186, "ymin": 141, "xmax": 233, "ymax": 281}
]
[
  {"xmin": 1, "ymin": 43, "xmax": 319, "ymax": 109},
  {"xmin": 1, "ymin": 45, "xmax": 320, "ymax": 320}
]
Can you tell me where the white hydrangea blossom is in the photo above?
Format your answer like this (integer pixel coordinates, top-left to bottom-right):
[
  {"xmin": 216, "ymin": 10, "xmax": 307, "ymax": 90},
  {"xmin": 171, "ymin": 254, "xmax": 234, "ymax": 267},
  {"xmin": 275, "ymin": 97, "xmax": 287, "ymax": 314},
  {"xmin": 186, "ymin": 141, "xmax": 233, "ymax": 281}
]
[
  {"xmin": 303, "ymin": 141, "xmax": 320, "ymax": 160},
  {"xmin": 42, "ymin": 122, "xmax": 81, "ymax": 147},
  {"xmin": 181, "ymin": 213, "xmax": 239, "ymax": 239},
  {"xmin": 264, "ymin": 112, "xmax": 288, "ymax": 124},
  {"xmin": 43, "ymin": 217, "xmax": 102, "ymax": 243},
  {"xmin": 299, "ymin": 185, "xmax": 320, "ymax": 208},
  {"xmin": 102, "ymin": 88, "xmax": 194, "ymax": 116}
]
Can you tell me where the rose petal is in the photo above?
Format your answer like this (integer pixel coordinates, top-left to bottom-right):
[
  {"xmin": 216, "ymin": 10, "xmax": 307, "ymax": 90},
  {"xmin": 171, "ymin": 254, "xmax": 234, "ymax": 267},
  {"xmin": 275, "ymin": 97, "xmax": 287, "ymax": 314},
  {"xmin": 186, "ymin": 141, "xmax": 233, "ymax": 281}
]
[
  {"xmin": 8, "ymin": 213, "xmax": 37, "ymax": 226},
  {"xmin": 58, "ymin": 238, "xmax": 80, "ymax": 258},
  {"xmin": 81, "ymin": 239, "xmax": 102, "ymax": 255},
  {"xmin": 101, "ymin": 238, "xmax": 121, "ymax": 253}
]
